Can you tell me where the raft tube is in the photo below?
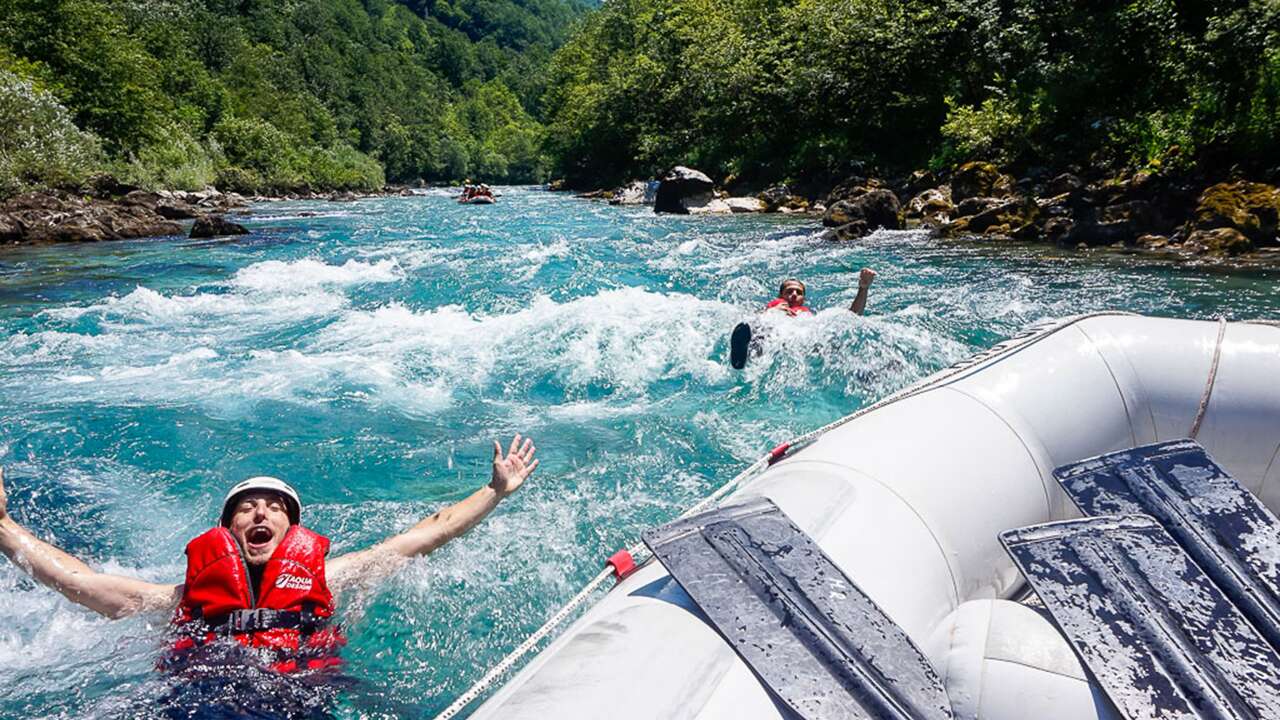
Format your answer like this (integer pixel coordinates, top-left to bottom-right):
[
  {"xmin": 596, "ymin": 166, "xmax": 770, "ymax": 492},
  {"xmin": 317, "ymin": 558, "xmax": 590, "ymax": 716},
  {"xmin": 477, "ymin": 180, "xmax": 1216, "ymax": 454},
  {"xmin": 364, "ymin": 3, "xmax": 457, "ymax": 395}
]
[{"xmin": 472, "ymin": 315, "xmax": 1280, "ymax": 720}]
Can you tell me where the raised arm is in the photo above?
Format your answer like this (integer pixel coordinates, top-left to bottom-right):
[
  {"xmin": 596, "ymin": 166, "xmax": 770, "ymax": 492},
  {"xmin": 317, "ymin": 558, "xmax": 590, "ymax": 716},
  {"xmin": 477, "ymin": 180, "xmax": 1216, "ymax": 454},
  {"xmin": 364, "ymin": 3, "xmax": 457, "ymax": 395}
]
[
  {"xmin": 849, "ymin": 267, "xmax": 877, "ymax": 315},
  {"xmin": 326, "ymin": 434, "xmax": 539, "ymax": 594},
  {"xmin": 0, "ymin": 467, "xmax": 181, "ymax": 618}
]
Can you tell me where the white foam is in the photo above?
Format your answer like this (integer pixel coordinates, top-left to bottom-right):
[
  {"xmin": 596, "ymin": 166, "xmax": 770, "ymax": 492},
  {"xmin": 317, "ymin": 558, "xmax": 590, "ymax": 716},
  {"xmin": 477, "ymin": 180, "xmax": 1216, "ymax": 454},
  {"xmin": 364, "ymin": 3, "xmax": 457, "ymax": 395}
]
[
  {"xmin": 231, "ymin": 258, "xmax": 403, "ymax": 292},
  {"xmin": 45, "ymin": 284, "xmax": 346, "ymax": 328}
]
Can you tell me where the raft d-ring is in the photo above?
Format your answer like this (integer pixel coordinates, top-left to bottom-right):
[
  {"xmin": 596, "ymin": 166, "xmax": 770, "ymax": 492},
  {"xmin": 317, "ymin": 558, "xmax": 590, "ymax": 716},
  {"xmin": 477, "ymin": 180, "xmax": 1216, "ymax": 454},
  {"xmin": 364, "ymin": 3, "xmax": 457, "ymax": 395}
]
[{"xmin": 606, "ymin": 549, "xmax": 637, "ymax": 582}]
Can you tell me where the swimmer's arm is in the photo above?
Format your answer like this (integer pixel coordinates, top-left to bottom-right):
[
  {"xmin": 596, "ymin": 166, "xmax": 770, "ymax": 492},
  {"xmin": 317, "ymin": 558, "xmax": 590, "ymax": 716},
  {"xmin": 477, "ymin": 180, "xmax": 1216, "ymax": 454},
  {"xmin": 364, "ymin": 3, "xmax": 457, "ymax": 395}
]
[
  {"xmin": 849, "ymin": 268, "xmax": 877, "ymax": 315},
  {"xmin": 327, "ymin": 435, "xmax": 538, "ymax": 594},
  {"xmin": 0, "ymin": 467, "xmax": 181, "ymax": 618}
]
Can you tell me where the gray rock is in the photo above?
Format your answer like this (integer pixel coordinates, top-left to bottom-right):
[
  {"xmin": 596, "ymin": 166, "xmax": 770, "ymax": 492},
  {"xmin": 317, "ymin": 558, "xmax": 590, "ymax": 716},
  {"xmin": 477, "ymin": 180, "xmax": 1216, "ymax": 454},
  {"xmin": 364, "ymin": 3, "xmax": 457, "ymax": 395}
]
[
  {"xmin": 906, "ymin": 187, "xmax": 954, "ymax": 227},
  {"xmin": 156, "ymin": 202, "xmax": 200, "ymax": 220},
  {"xmin": 190, "ymin": 215, "xmax": 249, "ymax": 239},
  {"xmin": 758, "ymin": 185, "xmax": 801, "ymax": 212},
  {"xmin": 826, "ymin": 220, "xmax": 870, "ymax": 241},
  {"xmin": 654, "ymin": 166, "xmax": 715, "ymax": 214},
  {"xmin": 822, "ymin": 189, "xmax": 901, "ymax": 230},
  {"xmin": 725, "ymin": 197, "xmax": 764, "ymax": 213},
  {"xmin": 1045, "ymin": 173, "xmax": 1085, "ymax": 196},
  {"xmin": 610, "ymin": 180, "xmax": 655, "ymax": 206},
  {"xmin": 955, "ymin": 196, "xmax": 1002, "ymax": 217},
  {"xmin": 685, "ymin": 195, "xmax": 732, "ymax": 214}
]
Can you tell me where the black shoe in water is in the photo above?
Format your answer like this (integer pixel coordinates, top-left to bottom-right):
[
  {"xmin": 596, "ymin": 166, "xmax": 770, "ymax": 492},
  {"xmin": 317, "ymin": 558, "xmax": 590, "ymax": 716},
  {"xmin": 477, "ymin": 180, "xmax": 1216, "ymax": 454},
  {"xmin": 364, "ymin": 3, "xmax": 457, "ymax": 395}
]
[{"xmin": 730, "ymin": 322, "xmax": 753, "ymax": 369}]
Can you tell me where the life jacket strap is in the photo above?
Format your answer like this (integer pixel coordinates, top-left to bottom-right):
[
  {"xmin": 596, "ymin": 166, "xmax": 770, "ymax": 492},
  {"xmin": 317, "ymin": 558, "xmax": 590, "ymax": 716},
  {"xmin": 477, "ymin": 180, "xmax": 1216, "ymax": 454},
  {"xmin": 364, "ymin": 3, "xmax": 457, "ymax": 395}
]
[{"xmin": 209, "ymin": 606, "xmax": 327, "ymax": 636}]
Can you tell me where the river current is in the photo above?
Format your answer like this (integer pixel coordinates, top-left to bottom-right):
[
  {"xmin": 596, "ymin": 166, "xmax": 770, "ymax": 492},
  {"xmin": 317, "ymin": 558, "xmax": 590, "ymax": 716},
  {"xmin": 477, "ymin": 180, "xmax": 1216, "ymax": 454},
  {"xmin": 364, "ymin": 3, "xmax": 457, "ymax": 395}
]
[{"xmin": 0, "ymin": 187, "xmax": 1276, "ymax": 717}]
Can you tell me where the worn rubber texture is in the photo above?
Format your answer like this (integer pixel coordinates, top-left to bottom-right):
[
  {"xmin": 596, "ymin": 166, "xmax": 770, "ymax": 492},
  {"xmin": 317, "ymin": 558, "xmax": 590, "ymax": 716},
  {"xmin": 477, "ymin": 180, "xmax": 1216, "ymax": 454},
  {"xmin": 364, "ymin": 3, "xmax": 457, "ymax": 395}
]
[
  {"xmin": 643, "ymin": 497, "xmax": 953, "ymax": 720},
  {"xmin": 1002, "ymin": 515, "xmax": 1280, "ymax": 720},
  {"xmin": 729, "ymin": 322, "xmax": 752, "ymax": 369},
  {"xmin": 1056, "ymin": 439, "xmax": 1280, "ymax": 653}
]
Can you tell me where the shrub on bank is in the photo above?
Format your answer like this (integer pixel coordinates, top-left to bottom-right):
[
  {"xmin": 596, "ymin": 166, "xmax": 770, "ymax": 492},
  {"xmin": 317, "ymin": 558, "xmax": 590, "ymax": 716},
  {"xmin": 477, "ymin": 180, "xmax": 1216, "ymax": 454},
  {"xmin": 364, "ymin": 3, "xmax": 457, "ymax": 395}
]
[
  {"xmin": 0, "ymin": 69, "xmax": 104, "ymax": 197},
  {"xmin": 304, "ymin": 144, "xmax": 385, "ymax": 192},
  {"xmin": 118, "ymin": 122, "xmax": 219, "ymax": 191}
]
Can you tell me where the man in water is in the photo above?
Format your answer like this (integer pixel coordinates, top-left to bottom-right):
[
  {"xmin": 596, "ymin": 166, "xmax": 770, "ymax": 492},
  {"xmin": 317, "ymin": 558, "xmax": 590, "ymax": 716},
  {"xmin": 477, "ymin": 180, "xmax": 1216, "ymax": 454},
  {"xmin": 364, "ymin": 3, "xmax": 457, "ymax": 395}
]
[
  {"xmin": 730, "ymin": 268, "xmax": 878, "ymax": 368},
  {"xmin": 0, "ymin": 434, "xmax": 539, "ymax": 670}
]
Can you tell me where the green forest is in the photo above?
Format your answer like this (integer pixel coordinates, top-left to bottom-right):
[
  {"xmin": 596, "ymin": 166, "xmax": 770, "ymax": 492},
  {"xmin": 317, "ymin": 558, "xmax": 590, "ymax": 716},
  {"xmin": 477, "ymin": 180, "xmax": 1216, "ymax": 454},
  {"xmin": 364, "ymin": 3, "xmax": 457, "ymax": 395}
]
[
  {"xmin": 0, "ymin": 0, "xmax": 588, "ymax": 195},
  {"xmin": 2, "ymin": 0, "xmax": 1279, "ymax": 197},
  {"xmin": 544, "ymin": 0, "xmax": 1280, "ymax": 190}
]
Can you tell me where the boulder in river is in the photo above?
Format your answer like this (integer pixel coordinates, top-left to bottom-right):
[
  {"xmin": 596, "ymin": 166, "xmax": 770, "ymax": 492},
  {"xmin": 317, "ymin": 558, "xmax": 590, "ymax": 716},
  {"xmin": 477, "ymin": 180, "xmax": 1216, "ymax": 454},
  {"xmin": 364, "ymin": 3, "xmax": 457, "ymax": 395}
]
[
  {"xmin": 1190, "ymin": 182, "xmax": 1280, "ymax": 246},
  {"xmin": 823, "ymin": 176, "xmax": 887, "ymax": 207},
  {"xmin": 758, "ymin": 185, "xmax": 803, "ymax": 212},
  {"xmin": 905, "ymin": 187, "xmax": 954, "ymax": 228},
  {"xmin": 823, "ymin": 220, "xmax": 871, "ymax": 242},
  {"xmin": 610, "ymin": 180, "xmax": 656, "ymax": 206},
  {"xmin": 1185, "ymin": 227, "xmax": 1252, "ymax": 256},
  {"xmin": 190, "ymin": 215, "xmax": 249, "ymax": 239},
  {"xmin": 964, "ymin": 196, "xmax": 1040, "ymax": 236},
  {"xmin": 950, "ymin": 162, "xmax": 1014, "ymax": 202},
  {"xmin": 822, "ymin": 189, "xmax": 901, "ymax": 230},
  {"xmin": 654, "ymin": 166, "xmax": 715, "ymax": 214}
]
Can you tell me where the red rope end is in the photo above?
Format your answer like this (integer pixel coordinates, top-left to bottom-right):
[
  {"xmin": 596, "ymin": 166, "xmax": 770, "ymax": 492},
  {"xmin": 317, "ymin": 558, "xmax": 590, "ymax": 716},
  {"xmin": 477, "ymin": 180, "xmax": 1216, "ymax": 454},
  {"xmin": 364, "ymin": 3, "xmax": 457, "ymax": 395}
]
[
  {"xmin": 768, "ymin": 443, "xmax": 791, "ymax": 464},
  {"xmin": 606, "ymin": 549, "xmax": 637, "ymax": 581}
]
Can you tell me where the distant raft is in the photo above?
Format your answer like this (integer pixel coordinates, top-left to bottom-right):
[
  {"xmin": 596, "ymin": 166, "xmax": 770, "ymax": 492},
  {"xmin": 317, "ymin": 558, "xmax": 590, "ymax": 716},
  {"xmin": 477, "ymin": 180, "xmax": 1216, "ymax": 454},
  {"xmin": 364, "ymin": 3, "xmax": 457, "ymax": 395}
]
[
  {"xmin": 460, "ymin": 195, "xmax": 496, "ymax": 204},
  {"xmin": 469, "ymin": 314, "xmax": 1280, "ymax": 720}
]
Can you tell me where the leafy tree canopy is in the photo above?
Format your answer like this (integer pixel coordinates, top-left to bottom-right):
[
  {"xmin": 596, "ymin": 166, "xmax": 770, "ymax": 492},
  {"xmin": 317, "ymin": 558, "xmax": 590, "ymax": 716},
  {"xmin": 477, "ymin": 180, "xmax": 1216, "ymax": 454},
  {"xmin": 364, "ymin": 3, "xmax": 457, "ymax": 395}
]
[{"xmin": 0, "ymin": 0, "xmax": 589, "ymax": 194}]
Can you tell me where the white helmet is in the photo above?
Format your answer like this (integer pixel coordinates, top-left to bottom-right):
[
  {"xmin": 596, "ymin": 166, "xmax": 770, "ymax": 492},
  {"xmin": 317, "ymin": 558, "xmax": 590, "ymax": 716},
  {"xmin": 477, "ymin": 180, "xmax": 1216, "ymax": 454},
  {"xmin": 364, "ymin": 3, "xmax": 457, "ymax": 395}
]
[{"xmin": 220, "ymin": 476, "xmax": 302, "ymax": 527}]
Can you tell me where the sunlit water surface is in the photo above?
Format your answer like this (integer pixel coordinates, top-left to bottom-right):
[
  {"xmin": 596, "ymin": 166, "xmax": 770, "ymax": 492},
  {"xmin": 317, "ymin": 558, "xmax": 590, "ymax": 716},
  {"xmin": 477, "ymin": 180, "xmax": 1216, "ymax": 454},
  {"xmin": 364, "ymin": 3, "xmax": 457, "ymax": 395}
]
[{"xmin": 0, "ymin": 188, "xmax": 1277, "ymax": 717}]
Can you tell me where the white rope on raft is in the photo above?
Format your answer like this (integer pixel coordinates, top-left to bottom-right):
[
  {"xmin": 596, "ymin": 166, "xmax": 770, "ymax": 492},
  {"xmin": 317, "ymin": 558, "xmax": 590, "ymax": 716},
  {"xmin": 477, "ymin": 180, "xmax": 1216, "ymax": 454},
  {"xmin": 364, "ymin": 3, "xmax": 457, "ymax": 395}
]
[
  {"xmin": 1189, "ymin": 316, "xmax": 1228, "ymax": 439},
  {"xmin": 431, "ymin": 310, "xmax": 1144, "ymax": 720}
]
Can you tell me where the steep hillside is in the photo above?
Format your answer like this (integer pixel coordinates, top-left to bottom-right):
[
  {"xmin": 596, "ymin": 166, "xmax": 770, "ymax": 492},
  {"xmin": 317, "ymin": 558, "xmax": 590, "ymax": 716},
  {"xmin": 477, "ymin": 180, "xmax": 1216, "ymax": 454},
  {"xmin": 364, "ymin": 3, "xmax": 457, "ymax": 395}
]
[{"xmin": 0, "ymin": 0, "xmax": 589, "ymax": 195}]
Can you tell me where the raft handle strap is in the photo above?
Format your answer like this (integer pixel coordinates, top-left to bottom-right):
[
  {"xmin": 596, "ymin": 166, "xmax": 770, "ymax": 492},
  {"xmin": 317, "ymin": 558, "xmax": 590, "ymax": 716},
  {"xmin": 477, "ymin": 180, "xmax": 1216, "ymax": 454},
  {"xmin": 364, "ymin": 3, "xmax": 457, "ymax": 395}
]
[{"xmin": 1189, "ymin": 316, "xmax": 1227, "ymax": 440}]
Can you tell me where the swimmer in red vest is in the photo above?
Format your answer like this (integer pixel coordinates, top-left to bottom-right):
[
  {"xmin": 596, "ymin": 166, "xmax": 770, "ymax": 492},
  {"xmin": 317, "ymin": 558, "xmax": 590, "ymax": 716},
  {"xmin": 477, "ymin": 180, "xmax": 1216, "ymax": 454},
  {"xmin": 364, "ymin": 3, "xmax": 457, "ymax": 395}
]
[
  {"xmin": 767, "ymin": 268, "xmax": 877, "ymax": 317},
  {"xmin": 731, "ymin": 268, "xmax": 878, "ymax": 368},
  {"xmin": 0, "ymin": 434, "xmax": 539, "ymax": 670}
]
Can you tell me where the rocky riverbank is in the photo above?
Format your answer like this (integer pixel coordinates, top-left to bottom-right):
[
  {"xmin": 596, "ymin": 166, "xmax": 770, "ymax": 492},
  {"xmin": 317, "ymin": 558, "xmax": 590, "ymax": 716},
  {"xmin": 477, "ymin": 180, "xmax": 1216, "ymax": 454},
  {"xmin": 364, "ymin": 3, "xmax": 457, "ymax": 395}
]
[
  {"xmin": 568, "ymin": 163, "xmax": 1280, "ymax": 265},
  {"xmin": 0, "ymin": 182, "xmax": 421, "ymax": 246}
]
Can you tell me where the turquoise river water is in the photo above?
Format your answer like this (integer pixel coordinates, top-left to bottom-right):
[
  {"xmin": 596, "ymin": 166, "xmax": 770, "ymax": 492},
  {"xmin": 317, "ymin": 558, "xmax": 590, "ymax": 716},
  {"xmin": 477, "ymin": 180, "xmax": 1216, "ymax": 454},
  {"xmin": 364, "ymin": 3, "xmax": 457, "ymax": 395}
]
[{"xmin": 0, "ymin": 187, "xmax": 1277, "ymax": 718}]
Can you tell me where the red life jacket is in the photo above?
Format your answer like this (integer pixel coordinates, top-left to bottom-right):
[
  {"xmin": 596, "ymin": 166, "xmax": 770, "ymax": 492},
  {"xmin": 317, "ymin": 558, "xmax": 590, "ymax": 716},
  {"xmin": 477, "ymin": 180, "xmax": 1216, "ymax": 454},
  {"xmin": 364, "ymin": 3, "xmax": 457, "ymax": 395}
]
[
  {"xmin": 765, "ymin": 298, "xmax": 813, "ymax": 316},
  {"xmin": 169, "ymin": 525, "xmax": 345, "ymax": 672}
]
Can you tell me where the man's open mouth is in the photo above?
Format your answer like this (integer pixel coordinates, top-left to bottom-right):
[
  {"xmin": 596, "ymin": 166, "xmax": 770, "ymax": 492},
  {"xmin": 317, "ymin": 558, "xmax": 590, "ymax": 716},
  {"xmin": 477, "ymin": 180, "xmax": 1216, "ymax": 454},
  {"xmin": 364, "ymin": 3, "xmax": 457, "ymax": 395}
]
[{"xmin": 246, "ymin": 526, "xmax": 274, "ymax": 547}]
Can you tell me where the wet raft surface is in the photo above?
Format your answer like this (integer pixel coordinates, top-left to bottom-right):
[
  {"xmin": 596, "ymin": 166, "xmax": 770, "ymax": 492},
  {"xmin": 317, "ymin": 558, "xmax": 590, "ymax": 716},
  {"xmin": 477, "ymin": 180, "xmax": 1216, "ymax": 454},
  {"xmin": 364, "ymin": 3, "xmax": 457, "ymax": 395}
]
[
  {"xmin": 1005, "ymin": 438, "xmax": 1280, "ymax": 720},
  {"xmin": 645, "ymin": 498, "xmax": 952, "ymax": 720},
  {"xmin": 1058, "ymin": 440, "xmax": 1280, "ymax": 653},
  {"xmin": 1004, "ymin": 515, "xmax": 1280, "ymax": 719}
]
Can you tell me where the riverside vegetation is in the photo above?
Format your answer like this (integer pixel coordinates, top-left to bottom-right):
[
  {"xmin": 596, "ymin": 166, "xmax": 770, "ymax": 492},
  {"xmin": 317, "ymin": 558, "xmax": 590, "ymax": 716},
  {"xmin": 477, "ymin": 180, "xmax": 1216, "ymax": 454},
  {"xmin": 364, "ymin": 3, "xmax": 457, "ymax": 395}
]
[
  {"xmin": 545, "ymin": 0, "xmax": 1280, "ymax": 261},
  {"xmin": 2, "ymin": 0, "xmax": 1280, "ymax": 258},
  {"xmin": 0, "ymin": 0, "xmax": 587, "ymax": 198}
]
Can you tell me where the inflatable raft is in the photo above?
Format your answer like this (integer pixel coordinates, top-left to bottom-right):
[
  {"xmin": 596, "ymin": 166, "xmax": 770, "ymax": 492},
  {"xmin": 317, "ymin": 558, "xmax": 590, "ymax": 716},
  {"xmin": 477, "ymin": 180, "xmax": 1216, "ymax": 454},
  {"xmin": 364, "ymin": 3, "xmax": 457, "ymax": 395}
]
[{"xmin": 468, "ymin": 314, "xmax": 1280, "ymax": 720}]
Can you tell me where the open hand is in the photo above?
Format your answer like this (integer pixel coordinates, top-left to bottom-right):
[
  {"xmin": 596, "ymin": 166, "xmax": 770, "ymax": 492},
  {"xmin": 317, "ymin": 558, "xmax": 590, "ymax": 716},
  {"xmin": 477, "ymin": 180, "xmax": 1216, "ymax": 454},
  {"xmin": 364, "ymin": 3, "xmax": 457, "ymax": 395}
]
[
  {"xmin": 858, "ymin": 267, "xmax": 878, "ymax": 289},
  {"xmin": 490, "ymin": 434, "xmax": 538, "ymax": 497}
]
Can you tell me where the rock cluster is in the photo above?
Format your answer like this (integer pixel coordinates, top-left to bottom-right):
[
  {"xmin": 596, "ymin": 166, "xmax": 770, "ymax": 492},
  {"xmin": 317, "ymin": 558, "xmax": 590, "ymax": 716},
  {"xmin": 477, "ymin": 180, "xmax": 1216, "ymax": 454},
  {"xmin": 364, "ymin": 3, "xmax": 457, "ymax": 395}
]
[
  {"xmin": 0, "ymin": 187, "xmax": 247, "ymax": 244},
  {"xmin": 562, "ymin": 162, "xmax": 1280, "ymax": 263},
  {"xmin": 892, "ymin": 162, "xmax": 1279, "ymax": 259},
  {"xmin": 820, "ymin": 179, "xmax": 902, "ymax": 241},
  {"xmin": 572, "ymin": 168, "xmax": 810, "ymax": 216}
]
